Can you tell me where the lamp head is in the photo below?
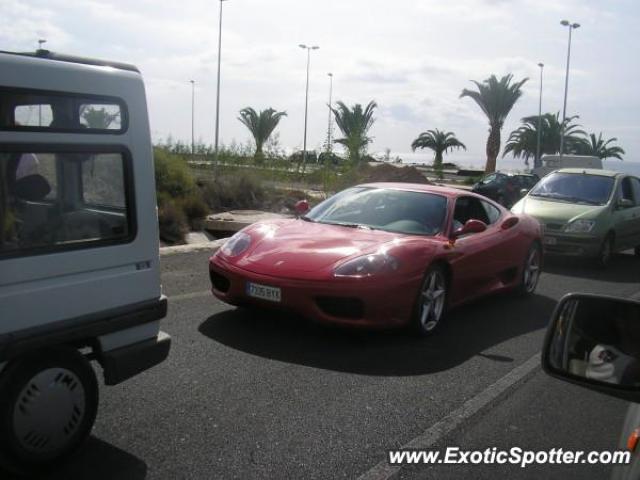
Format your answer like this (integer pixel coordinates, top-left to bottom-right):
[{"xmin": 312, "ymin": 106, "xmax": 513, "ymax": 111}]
[{"xmin": 560, "ymin": 19, "xmax": 570, "ymax": 26}]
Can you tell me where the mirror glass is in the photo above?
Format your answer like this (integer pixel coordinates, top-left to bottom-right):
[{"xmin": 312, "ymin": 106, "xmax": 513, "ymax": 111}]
[{"xmin": 547, "ymin": 296, "xmax": 640, "ymax": 387}]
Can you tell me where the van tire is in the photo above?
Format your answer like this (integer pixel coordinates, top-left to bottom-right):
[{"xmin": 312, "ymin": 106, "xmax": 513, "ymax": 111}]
[{"xmin": 0, "ymin": 347, "xmax": 98, "ymax": 475}]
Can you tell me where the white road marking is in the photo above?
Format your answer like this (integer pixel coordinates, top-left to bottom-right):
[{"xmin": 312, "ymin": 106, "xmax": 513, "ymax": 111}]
[{"xmin": 356, "ymin": 352, "xmax": 542, "ymax": 480}]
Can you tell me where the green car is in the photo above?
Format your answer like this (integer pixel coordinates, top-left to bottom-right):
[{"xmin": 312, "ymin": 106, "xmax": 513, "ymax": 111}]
[{"xmin": 511, "ymin": 168, "xmax": 640, "ymax": 267}]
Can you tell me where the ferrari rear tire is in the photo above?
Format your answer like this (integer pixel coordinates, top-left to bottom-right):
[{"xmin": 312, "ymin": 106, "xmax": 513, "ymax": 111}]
[
  {"xmin": 516, "ymin": 243, "xmax": 542, "ymax": 296},
  {"xmin": 0, "ymin": 347, "xmax": 98, "ymax": 476},
  {"xmin": 412, "ymin": 265, "xmax": 448, "ymax": 336}
]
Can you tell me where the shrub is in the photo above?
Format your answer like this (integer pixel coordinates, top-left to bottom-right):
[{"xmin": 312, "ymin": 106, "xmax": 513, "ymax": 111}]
[
  {"xmin": 180, "ymin": 193, "xmax": 210, "ymax": 230},
  {"xmin": 201, "ymin": 172, "xmax": 268, "ymax": 211},
  {"xmin": 154, "ymin": 148, "xmax": 195, "ymax": 198},
  {"xmin": 158, "ymin": 200, "xmax": 188, "ymax": 244}
]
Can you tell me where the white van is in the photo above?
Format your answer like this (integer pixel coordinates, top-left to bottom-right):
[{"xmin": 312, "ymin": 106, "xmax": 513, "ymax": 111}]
[
  {"xmin": 0, "ymin": 50, "xmax": 170, "ymax": 473},
  {"xmin": 532, "ymin": 154, "xmax": 603, "ymax": 178}
]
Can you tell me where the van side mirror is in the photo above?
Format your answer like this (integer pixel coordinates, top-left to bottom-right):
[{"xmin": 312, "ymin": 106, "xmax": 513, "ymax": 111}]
[
  {"xmin": 294, "ymin": 199, "xmax": 310, "ymax": 217},
  {"xmin": 14, "ymin": 174, "xmax": 51, "ymax": 202},
  {"xmin": 452, "ymin": 219, "xmax": 487, "ymax": 239},
  {"xmin": 617, "ymin": 198, "xmax": 634, "ymax": 209},
  {"xmin": 542, "ymin": 293, "xmax": 640, "ymax": 402}
]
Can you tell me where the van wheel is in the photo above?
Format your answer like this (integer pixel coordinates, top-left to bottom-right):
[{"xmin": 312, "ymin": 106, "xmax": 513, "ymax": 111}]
[
  {"xmin": 595, "ymin": 234, "xmax": 614, "ymax": 268},
  {"xmin": 0, "ymin": 348, "xmax": 98, "ymax": 475}
]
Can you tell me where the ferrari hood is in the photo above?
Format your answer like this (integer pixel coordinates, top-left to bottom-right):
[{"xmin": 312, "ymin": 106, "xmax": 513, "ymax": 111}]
[{"xmin": 235, "ymin": 220, "xmax": 399, "ymax": 275}]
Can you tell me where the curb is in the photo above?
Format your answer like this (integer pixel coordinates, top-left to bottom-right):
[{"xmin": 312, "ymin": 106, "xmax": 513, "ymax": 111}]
[{"xmin": 160, "ymin": 238, "xmax": 228, "ymax": 257}]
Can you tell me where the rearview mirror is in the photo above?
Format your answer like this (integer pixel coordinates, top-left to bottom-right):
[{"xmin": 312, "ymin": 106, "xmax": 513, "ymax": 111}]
[
  {"xmin": 617, "ymin": 198, "xmax": 634, "ymax": 209},
  {"xmin": 542, "ymin": 293, "xmax": 640, "ymax": 402},
  {"xmin": 452, "ymin": 219, "xmax": 487, "ymax": 239},
  {"xmin": 294, "ymin": 199, "xmax": 310, "ymax": 216}
]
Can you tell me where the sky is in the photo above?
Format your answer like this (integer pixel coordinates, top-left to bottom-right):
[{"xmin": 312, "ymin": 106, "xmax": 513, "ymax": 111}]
[{"xmin": 2, "ymin": 0, "xmax": 639, "ymax": 169}]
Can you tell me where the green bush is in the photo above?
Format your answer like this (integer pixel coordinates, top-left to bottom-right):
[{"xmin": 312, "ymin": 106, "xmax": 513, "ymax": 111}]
[
  {"xmin": 201, "ymin": 172, "xmax": 268, "ymax": 211},
  {"xmin": 180, "ymin": 193, "xmax": 210, "ymax": 230},
  {"xmin": 154, "ymin": 148, "xmax": 195, "ymax": 198},
  {"xmin": 158, "ymin": 200, "xmax": 188, "ymax": 244}
]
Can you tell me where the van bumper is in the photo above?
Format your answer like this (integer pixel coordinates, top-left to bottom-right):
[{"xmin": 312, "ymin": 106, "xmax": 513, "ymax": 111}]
[{"xmin": 101, "ymin": 331, "xmax": 171, "ymax": 385}]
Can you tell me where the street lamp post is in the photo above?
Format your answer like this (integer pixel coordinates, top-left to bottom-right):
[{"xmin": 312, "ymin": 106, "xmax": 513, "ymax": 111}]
[
  {"xmin": 559, "ymin": 20, "xmax": 580, "ymax": 157},
  {"xmin": 299, "ymin": 44, "xmax": 319, "ymax": 174},
  {"xmin": 326, "ymin": 72, "xmax": 333, "ymax": 155},
  {"xmin": 37, "ymin": 39, "xmax": 47, "ymax": 126},
  {"xmin": 190, "ymin": 80, "xmax": 195, "ymax": 157},
  {"xmin": 535, "ymin": 63, "xmax": 544, "ymax": 169},
  {"xmin": 213, "ymin": 0, "xmax": 230, "ymax": 165}
]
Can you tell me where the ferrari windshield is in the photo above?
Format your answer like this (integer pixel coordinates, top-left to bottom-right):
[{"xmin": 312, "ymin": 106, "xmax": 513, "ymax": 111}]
[
  {"xmin": 305, "ymin": 187, "xmax": 447, "ymax": 235},
  {"xmin": 529, "ymin": 172, "xmax": 615, "ymax": 206}
]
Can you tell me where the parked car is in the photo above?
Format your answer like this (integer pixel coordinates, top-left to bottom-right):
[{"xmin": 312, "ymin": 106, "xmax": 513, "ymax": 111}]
[
  {"xmin": 209, "ymin": 183, "xmax": 543, "ymax": 336},
  {"xmin": 512, "ymin": 168, "xmax": 640, "ymax": 267},
  {"xmin": 472, "ymin": 172, "xmax": 537, "ymax": 207},
  {"xmin": 0, "ymin": 50, "xmax": 170, "ymax": 474},
  {"xmin": 542, "ymin": 293, "xmax": 640, "ymax": 480}
]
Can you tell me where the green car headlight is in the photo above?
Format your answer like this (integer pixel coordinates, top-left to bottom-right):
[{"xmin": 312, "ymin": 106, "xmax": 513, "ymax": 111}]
[{"xmin": 564, "ymin": 219, "xmax": 595, "ymax": 233}]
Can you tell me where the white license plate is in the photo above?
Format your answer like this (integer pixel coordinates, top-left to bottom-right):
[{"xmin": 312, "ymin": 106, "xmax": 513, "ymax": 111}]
[
  {"xmin": 246, "ymin": 282, "xmax": 281, "ymax": 302},
  {"xmin": 544, "ymin": 236, "xmax": 557, "ymax": 245}
]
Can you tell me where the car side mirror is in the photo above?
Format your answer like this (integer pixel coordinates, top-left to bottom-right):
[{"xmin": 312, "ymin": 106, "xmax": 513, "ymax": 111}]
[
  {"xmin": 542, "ymin": 293, "xmax": 640, "ymax": 403},
  {"xmin": 294, "ymin": 199, "xmax": 310, "ymax": 217},
  {"xmin": 13, "ymin": 174, "xmax": 51, "ymax": 202},
  {"xmin": 617, "ymin": 198, "xmax": 634, "ymax": 210},
  {"xmin": 520, "ymin": 188, "xmax": 529, "ymax": 196},
  {"xmin": 452, "ymin": 219, "xmax": 487, "ymax": 239}
]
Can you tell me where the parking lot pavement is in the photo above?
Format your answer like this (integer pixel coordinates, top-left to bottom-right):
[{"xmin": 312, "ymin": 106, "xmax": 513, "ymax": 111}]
[
  {"xmin": 38, "ymin": 250, "xmax": 640, "ymax": 480},
  {"xmin": 397, "ymin": 369, "xmax": 627, "ymax": 480}
]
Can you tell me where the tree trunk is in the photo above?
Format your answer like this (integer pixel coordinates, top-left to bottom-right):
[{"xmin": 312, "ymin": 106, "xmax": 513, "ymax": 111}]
[
  {"xmin": 434, "ymin": 150, "xmax": 443, "ymax": 170},
  {"xmin": 485, "ymin": 126, "xmax": 501, "ymax": 173}
]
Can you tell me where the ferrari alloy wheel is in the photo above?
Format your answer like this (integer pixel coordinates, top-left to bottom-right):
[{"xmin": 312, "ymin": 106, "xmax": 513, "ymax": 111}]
[
  {"xmin": 521, "ymin": 243, "xmax": 541, "ymax": 294},
  {"xmin": 414, "ymin": 266, "xmax": 447, "ymax": 336},
  {"xmin": 0, "ymin": 348, "xmax": 98, "ymax": 475}
]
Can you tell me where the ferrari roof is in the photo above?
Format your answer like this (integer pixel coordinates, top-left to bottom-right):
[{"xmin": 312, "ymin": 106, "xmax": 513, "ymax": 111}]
[{"xmin": 357, "ymin": 182, "xmax": 470, "ymax": 197}]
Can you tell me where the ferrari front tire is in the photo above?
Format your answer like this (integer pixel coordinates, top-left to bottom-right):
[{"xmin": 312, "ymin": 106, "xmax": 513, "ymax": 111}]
[
  {"xmin": 516, "ymin": 243, "xmax": 542, "ymax": 296},
  {"xmin": 412, "ymin": 265, "xmax": 448, "ymax": 336},
  {"xmin": 0, "ymin": 348, "xmax": 99, "ymax": 475}
]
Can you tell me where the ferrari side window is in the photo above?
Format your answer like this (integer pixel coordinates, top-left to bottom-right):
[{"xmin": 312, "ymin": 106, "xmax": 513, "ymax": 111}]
[{"xmin": 480, "ymin": 200, "xmax": 501, "ymax": 225}]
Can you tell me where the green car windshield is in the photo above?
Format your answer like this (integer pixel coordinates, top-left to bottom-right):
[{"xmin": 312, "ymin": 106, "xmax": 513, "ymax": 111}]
[
  {"xmin": 304, "ymin": 187, "xmax": 447, "ymax": 236},
  {"xmin": 529, "ymin": 173, "xmax": 615, "ymax": 206}
]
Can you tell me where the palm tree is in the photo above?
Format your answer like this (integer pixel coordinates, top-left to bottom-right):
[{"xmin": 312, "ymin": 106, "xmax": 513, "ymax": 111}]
[
  {"xmin": 503, "ymin": 113, "xmax": 586, "ymax": 164},
  {"xmin": 575, "ymin": 133, "xmax": 625, "ymax": 160},
  {"xmin": 237, "ymin": 107, "xmax": 287, "ymax": 162},
  {"xmin": 411, "ymin": 129, "xmax": 466, "ymax": 169},
  {"xmin": 460, "ymin": 74, "xmax": 528, "ymax": 173},
  {"xmin": 331, "ymin": 101, "xmax": 377, "ymax": 164}
]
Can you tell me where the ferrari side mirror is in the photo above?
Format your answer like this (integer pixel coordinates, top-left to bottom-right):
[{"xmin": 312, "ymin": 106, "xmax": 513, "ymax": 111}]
[
  {"xmin": 294, "ymin": 199, "xmax": 310, "ymax": 217},
  {"xmin": 452, "ymin": 219, "xmax": 487, "ymax": 239}
]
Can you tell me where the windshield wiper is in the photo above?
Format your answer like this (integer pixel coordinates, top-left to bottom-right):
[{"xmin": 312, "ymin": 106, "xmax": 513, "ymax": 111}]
[
  {"xmin": 325, "ymin": 221, "xmax": 374, "ymax": 230},
  {"xmin": 300, "ymin": 215, "xmax": 316, "ymax": 222},
  {"xmin": 530, "ymin": 192, "xmax": 600, "ymax": 205}
]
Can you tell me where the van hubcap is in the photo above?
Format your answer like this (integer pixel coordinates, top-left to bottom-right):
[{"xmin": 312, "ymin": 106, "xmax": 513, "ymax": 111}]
[{"xmin": 13, "ymin": 368, "xmax": 86, "ymax": 455}]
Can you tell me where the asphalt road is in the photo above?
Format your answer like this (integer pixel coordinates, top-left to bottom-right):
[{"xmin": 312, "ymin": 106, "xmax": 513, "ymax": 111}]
[{"xmin": 34, "ymin": 250, "xmax": 640, "ymax": 479}]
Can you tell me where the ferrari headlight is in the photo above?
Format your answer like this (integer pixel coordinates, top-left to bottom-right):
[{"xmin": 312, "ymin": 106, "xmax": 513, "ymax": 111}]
[
  {"xmin": 220, "ymin": 232, "xmax": 252, "ymax": 257},
  {"xmin": 334, "ymin": 253, "xmax": 399, "ymax": 278},
  {"xmin": 564, "ymin": 219, "xmax": 595, "ymax": 233}
]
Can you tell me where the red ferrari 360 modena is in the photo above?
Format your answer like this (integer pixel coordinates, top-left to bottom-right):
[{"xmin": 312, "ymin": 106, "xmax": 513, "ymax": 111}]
[{"xmin": 209, "ymin": 183, "xmax": 542, "ymax": 335}]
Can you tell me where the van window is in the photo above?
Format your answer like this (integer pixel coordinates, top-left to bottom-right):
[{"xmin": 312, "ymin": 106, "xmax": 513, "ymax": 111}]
[
  {"xmin": 0, "ymin": 150, "xmax": 133, "ymax": 257},
  {"xmin": 0, "ymin": 89, "xmax": 127, "ymax": 133}
]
